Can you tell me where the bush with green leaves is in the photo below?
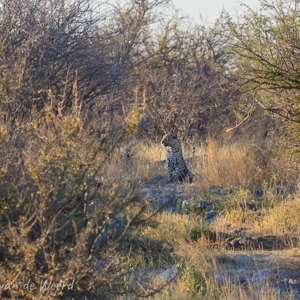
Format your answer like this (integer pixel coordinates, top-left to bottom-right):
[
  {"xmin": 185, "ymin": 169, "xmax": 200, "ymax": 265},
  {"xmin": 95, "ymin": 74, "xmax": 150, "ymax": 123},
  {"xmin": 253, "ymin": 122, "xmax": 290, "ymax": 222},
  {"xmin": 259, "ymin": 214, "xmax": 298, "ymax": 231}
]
[{"xmin": 226, "ymin": 0, "xmax": 300, "ymax": 156}]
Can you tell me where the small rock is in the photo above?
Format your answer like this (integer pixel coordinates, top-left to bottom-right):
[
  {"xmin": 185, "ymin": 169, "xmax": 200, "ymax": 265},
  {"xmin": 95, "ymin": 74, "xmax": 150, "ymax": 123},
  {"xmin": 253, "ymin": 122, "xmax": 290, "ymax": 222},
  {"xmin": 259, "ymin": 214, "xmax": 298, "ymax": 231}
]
[
  {"xmin": 280, "ymin": 270, "xmax": 295, "ymax": 283},
  {"xmin": 233, "ymin": 254, "xmax": 254, "ymax": 266},
  {"xmin": 237, "ymin": 269, "xmax": 252, "ymax": 282},
  {"xmin": 197, "ymin": 201, "xmax": 213, "ymax": 212},
  {"xmin": 292, "ymin": 288, "xmax": 300, "ymax": 300},
  {"xmin": 288, "ymin": 278, "xmax": 300, "ymax": 285},
  {"xmin": 165, "ymin": 207, "xmax": 178, "ymax": 214},
  {"xmin": 229, "ymin": 237, "xmax": 252, "ymax": 248},
  {"xmin": 230, "ymin": 229, "xmax": 241, "ymax": 236},
  {"xmin": 238, "ymin": 237, "xmax": 252, "ymax": 247},
  {"xmin": 244, "ymin": 203, "xmax": 258, "ymax": 211},
  {"xmin": 210, "ymin": 186, "xmax": 225, "ymax": 195},
  {"xmin": 204, "ymin": 211, "xmax": 217, "ymax": 222},
  {"xmin": 214, "ymin": 272, "xmax": 238, "ymax": 286},
  {"xmin": 254, "ymin": 187, "xmax": 264, "ymax": 198},
  {"xmin": 250, "ymin": 253, "xmax": 271, "ymax": 260},
  {"xmin": 230, "ymin": 239, "xmax": 241, "ymax": 248},
  {"xmin": 252, "ymin": 268, "xmax": 277, "ymax": 287},
  {"xmin": 157, "ymin": 268, "xmax": 178, "ymax": 282},
  {"xmin": 181, "ymin": 199, "xmax": 192, "ymax": 213}
]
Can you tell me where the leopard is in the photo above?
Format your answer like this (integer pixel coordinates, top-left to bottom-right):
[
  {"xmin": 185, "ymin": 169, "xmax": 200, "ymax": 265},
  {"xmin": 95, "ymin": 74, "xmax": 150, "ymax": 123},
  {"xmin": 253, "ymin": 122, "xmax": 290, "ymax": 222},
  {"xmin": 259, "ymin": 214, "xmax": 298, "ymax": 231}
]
[{"xmin": 161, "ymin": 132, "xmax": 193, "ymax": 183}]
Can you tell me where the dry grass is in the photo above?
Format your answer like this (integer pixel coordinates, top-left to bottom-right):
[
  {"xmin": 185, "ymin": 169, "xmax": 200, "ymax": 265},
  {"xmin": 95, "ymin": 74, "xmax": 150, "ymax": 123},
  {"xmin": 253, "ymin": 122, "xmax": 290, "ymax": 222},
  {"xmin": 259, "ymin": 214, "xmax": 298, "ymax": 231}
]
[
  {"xmin": 134, "ymin": 142, "xmax": 166, "ymax": 162},
  {"xmin": 130, "ymin": 136, "xmax": 298, "ymax": 193},
  {"xmin": 261, "ymin": 197, "xmax": 300, "ymax": 235},
  {"xmin": 212, "ymin": 195, "xmax": 300, "ymax": 237},
  {"xmin": 114, "ymin": 142, "xmax": 167, "ymax": 182},
  {"xmin": 188, "ymin": 138, "xmax": 266, "ymax": 189},
  {"xmin": 103, "ymin": 142, "xmax": 165, "ymax": 184},
  {"xmin": 129, "ymin": 138, "xmax": 269, "ymax": 188},
  {"xmin": 141, "ymin": 213, "xmax": 192, "ymax": 245},
  {"xmin": 219, "ymin": 283, "xmax": 297, "ymax": 300}
]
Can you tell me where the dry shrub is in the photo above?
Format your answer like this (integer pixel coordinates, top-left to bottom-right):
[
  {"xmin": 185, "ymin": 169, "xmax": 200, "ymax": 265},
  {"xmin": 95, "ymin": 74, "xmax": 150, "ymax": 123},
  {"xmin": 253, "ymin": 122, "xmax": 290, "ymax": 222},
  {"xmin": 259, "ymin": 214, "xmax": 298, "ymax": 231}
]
[
  {"xmin": 261, "ymin": 197, "xmax": 300, "ymax": 235},
  {"xmin": 190, "ymin": 138, "xmax": 266, "ymax": 189},
  {"xmin": 0, "ymin": 99, "xmax": 154, "ymax": 299}
]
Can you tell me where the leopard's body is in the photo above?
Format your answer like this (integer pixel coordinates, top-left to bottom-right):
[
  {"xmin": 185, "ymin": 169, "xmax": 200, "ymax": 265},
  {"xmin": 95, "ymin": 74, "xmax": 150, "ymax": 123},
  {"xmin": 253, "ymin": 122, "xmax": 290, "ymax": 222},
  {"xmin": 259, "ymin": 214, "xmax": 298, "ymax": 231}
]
[{"xmin": 161, "ymin": 132, "xmax": 193, "ymax": 183}]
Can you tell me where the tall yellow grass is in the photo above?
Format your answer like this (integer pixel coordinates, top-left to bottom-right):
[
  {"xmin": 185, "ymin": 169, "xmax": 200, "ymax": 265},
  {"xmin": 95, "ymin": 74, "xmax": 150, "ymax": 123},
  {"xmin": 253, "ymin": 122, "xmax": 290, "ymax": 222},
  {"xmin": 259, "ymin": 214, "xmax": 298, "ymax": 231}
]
[
  {"xmin": 189, "ymin": 138, "xmax": 266, "ymax": 189},
  {"xmin": 132, "ymin": 138, "xmax": 266, "ymax": 188},
  {"xmin": 261, "ymin": 197, "xmax": 300, "ymax": 235}
]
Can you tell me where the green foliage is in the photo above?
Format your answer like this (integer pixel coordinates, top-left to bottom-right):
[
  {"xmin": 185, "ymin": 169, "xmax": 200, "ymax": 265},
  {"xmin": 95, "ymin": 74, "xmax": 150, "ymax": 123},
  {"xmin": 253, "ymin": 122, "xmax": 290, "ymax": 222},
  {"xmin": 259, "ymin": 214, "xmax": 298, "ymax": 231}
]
[{"xmin": 227, "ymin": 0, "xmax": 300, "ymax": 154}]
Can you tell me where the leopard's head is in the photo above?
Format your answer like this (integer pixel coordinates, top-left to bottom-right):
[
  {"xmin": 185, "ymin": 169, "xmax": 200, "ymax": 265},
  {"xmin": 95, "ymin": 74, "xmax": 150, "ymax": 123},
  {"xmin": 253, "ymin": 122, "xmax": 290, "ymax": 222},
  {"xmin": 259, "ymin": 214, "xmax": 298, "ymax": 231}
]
[{"xmin": 161, "ymin": 132, "xmax": 178, "ymax": 147}]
